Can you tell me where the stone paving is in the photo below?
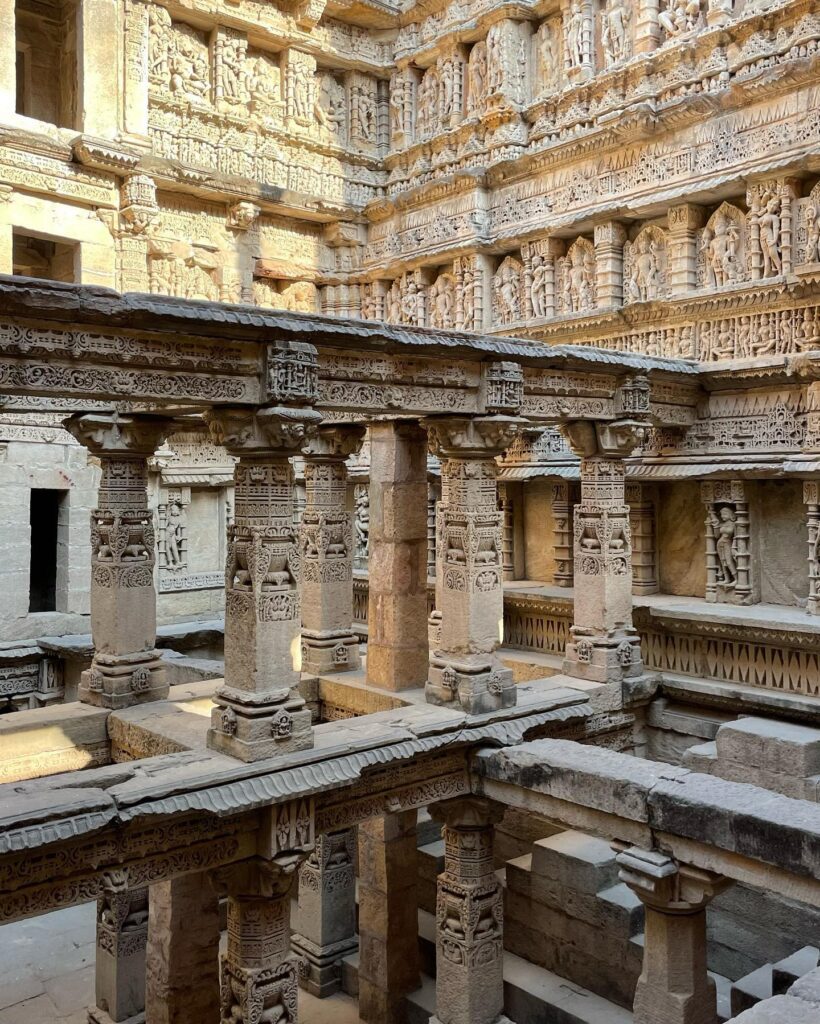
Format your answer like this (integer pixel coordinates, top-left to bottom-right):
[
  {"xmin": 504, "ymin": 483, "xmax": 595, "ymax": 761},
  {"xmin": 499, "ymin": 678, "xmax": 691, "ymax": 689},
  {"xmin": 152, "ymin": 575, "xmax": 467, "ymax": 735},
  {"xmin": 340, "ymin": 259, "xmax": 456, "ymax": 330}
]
[{"xmin": 0, "ymin": 904, "xmax": 362, "ymax": 1024}]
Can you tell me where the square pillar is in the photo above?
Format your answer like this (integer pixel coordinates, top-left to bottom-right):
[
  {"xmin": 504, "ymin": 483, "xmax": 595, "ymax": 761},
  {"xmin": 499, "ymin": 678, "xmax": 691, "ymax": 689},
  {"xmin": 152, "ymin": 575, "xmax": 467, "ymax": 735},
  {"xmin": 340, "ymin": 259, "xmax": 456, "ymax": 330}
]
[
  {"xmin": 627, "ymin": 483, "xmax": 658, "ymax": 595},
  {"xmin": 65, "ymin": 414, "xmax": 174, "ymax": 710},
  {"xmin": 358, "ymin": 811, "xmax": 420, "ymax": 1024},
  {"xmin": 205, "ymin": 406, "xmax": 320, "ymax": 761},
  {"xmin": 428, "ymin": 797, "xmax": 512, "ymax": 1024},
  {"xmin": 668, "ymin": 204, "xmax": 705, "ymax": 296},
  {"xmin": 89, "ymin": 885, "xmax": 149, "ymax": 1024},
  {"xmin": 78, "ymin": 0, "xmax": 120, "ymax": 136},
  {"xmin": 145, "ymin": 871, "xmax": 221, "ymax": 1024},
  {"xmin": 594, "ymin": 221, "xmax": 628, "ymax": 309},
  {"xmin": 0, "ymin": 0, "xmax": 15, "ymax": 119},
  {"xmin": 366, "ymin": 421, "xmax": 429, "ymax": 691},
  {"xmin": 551, "ymin": 481, "xmax": 575, "ymax": 588},
  {"xmin": 561, "ymin": 418, "xmax": 648, "ymax": 686},
  {"xmin": 805, "ymin": 482, "xmax": 820, "ymax": 615},
  {"xmin": 424, "ymin": 416, "xmax": 523, "ymax": 714},
  {"xmin": 634, "ymin": 0, "xmax": 661, "ymax": 54},
  {"xmin": 617, "ymin": 847, "xmax": 731, "ymax": 1024},
  {"xmin": 300, "ymin": 426, "xmax": 366, "ymax": 675},
  {"xmin": 292, "ymin": 829, "xmax": 358, "ymax": 996}
]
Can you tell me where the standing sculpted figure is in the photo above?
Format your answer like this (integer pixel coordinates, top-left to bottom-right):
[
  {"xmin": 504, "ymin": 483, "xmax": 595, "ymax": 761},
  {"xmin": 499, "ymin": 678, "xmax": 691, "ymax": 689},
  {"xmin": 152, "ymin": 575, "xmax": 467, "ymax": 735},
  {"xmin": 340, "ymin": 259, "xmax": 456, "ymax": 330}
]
[
  {"xmin": 566, "ymin": 0, "xmax": 586, "ymax": 68},
  {"xmin": 706, "ymin": 213, "xmax": 738, "ymax": 287},
  {"xmin": 602, "ymin": 0, "xmax": 630, "ymax": 65},
  {"xmin": 530, "ymin": 257, "xmax": 548, "ymax": 318},
  {"xmin": 486, "ymin": 28, "xmax": 504, "ymax": 92},
  {"xmin": 497, "ymin": 263, "xmax": 520, "ymax": 323},
  {"xmin": 390, "ymin": 75, "xmax": 406, "ymax": 136},
  {"xmin": 709, "ymin": 506, "xmax": 738, "ymax": 586},
  {"xmin": 469, "ymin": 43, "xmax": 487, "ymax": 112},
  {"xmin": 758, "ymin": 196, "xmax": 783, "ymax": 277},
  {"xmin": 630, "ymin": 236, "xmax": 660, "ymax": 301},
  {"xmin": 165, "ymin": 501, "xmax": 184, "ymax": 569},
  {"xmin": 568, "ymin": 247, "xmax": 593, "ymax": 311},
  {"xmin": 805, "ymin": 203, "xmax": 820, "ymax": 263}
]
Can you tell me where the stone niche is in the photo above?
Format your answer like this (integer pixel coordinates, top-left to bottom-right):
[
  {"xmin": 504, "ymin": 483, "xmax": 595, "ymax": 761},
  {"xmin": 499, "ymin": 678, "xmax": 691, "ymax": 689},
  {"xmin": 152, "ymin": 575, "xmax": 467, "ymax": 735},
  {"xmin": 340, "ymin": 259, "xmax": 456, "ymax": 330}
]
[
  {"xmin": 656, "ymin": 481, "xmax": 707, "ymax": 598},
  {"xmin": 751, "ymin": 479, "xmax": 809, "ymax": 608},
  {"xmin": 14, "ymin": 0, "xmax": 77, "ymax": 127}
]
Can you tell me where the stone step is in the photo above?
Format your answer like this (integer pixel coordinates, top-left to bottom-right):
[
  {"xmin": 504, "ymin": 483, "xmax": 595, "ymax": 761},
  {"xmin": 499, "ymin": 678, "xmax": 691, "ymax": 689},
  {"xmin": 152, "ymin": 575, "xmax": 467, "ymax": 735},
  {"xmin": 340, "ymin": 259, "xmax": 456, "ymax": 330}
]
[
  {"xmin": 730, "ymin": 964, "xmax": 774, "ymax": 1017},
  {"xmin": 531, "ymin": 829, "xmax": 621, "ymax": 895},
  {"xmin": 772, "ymin": 946, "xmax": 820, "ymax": 996}
]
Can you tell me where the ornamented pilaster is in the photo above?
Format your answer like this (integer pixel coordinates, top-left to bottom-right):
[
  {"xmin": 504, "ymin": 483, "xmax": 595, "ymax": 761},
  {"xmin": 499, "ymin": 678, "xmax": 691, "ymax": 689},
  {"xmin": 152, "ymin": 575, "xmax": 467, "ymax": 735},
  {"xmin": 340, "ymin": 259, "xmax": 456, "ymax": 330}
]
[
  {"xmin": 428, "ymin": 478, "xmax": 440, "ymax": 580},
  {"xmin": 292, "ymin": 829, "xmax": 358, "ymax": 997},
  {"xmin": 428, "ymin": 797, "xmax": 511, "ymax": 1024},
  {"xmin": 299, "ymin": 425, "xmax": 365, "ymax": 676},
  {"xmin": 88, "ymin": 879, "xmax": 149, "ymax": 1024},
  {"xmin": 594, "ymin": 221, "xmax": 628, "ymax": 309},
  {"xmin": 634, "ymin": 0, "xmax": 661, "ymax": 53},
  {"xmin": 424, "ymin": 416, "xmax": 522, "ymax": 714},
  {"xmin": 498, "ymin": 483, "xmax": 515, "ymax": 581},
  {"xmin": 616, "ymin": 847, "xmax": 731, "ymax": 1024},
  {"xmin": 65, "ymin": 413, "xmax": 173, "ymax": 711},
  {"xmin": 668, "ymin": 204, "xmax": 705, "ymax": 296},
  {"xmin": 551, "ymin": 481, "xmax": 575, "ymax": 588},
  {"xmin": 561, "ymin": 418, "xmax": 648, "ymax": 685},
  {"xmin": 205, "ymin": 405, "xmax": 321, "ymax": 761},
  {"xmin": 627, "ymin": 483, "xmax": 658, "ymax": 595},
  {"xmin": 702, "ymin": 480, "xmax": 754, "ymax": 605},
  {"xmin": 805, "ymin": 482, "xmax": 820, "ymax": 616}
]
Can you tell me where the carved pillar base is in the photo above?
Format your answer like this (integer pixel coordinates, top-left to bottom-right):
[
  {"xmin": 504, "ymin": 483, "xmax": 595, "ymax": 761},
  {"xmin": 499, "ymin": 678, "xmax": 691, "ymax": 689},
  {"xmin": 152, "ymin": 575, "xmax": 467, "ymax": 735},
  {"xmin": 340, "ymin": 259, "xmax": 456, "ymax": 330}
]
[
  {"xmin": 90, "ymin": 885, "xmax": 149, "ymax": 1024},
  {"xmin": 79, "ymin": 651, "xmax": 167, "ymax": 710},
  {"xmin": 428, "ymin": 797, "xmax": 508, "ymax": 1024},
  {"xmin": 427, "ymin": 654, "xmax": 516, "ymax": 715},
  {"xmin": 292, "ymin": 829, "xmax": 358, "ymax": 998},
  {"xmin": 617, "ymin": 847, "xmax": 731, "ymax": 1024}
]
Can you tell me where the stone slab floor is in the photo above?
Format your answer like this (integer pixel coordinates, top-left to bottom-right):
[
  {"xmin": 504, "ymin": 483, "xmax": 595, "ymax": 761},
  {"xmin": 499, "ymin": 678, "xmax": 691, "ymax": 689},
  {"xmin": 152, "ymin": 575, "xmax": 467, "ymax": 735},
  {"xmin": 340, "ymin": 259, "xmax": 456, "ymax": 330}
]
[{"xmin": 0, "ymin": 904, "xmax": 363, "ymax": 1023}]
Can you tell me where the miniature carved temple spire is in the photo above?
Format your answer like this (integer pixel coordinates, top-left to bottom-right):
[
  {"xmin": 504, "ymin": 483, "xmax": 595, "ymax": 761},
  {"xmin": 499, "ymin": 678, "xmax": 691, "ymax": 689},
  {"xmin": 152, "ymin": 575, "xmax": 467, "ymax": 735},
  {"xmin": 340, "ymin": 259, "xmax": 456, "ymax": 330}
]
[{"xmin": 65, "ymin": 412, "xmax": 174, "ymax": 710}]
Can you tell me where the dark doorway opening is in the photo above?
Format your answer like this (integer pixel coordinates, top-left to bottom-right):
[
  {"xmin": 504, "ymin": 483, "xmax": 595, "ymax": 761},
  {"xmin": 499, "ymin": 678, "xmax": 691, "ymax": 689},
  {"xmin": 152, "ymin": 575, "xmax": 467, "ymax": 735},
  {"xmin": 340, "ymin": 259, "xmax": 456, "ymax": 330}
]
[{"xmin": 29, "ymin": 489, "xmax": 62, "ymax": 612}]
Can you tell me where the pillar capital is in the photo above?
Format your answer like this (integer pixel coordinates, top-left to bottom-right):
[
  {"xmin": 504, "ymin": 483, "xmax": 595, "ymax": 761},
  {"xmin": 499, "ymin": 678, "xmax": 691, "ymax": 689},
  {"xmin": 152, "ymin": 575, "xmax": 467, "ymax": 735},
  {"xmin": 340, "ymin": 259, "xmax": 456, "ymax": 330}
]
[
  {"xmin": 562, "ymin": 417, "xmax": 649, "ymax": 459},
  {"xmin": 65, "ymin": 411, "xmax": 175, "ymax": 457},
  {"xmin": 616, "ymin": 846, "xmax": 730, "ymax": 913},
  {"xmin": 429, "ymin": 795, "xmax": 505, "ymax": 830},
  {"xmin": 301, "ymin": 422, "xmax": 366, "ymax": 461},
  {"xmin": 205, "ymin": 404, "xmax": 322, "ymax": 456},
  {"xmin": 424, "ymin": 415, "xmax": 524, "ymax": 459}
]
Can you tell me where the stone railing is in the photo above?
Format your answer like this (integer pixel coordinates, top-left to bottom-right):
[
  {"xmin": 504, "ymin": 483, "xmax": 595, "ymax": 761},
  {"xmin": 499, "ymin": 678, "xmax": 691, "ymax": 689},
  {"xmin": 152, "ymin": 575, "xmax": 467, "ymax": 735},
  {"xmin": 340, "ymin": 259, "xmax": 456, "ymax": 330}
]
[{"xmin": 353, "ymin": 576, "xmax": 820, "ymax": 702}]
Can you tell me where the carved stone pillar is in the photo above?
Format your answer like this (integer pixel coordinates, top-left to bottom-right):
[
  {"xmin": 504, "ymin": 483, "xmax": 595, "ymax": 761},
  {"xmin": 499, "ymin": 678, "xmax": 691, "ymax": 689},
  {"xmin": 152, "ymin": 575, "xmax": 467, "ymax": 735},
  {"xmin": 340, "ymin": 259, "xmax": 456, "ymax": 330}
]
[
  {"xmin": 617, "ymin": 847, "xmax": 731, "ymax": 1024},
  {"xmin": 497, "ymin": 482, "xmax": 515, "ymax": 581},
  {"xmin": 594, "ymin": 221, "xmax": 628, "ymax": 309},
  {"xmin": 668, "ymin": 204, "xmax": 705, "ymax": 296},
  {"xmin": 428, "ymin": 478, "xmax": 440, "ymax": 580},
  {"xmin": 219, "ymin": 854, "xmax": 309, "ymax": 1024},
  {"xmin": 88, "ymin": 883, "xmax": 149, "ymax": 1024},
  {"xmin": 805, "ymin": 482, "xmax": 820, "ymax": 615},
  {"xmin": 702, "ymin": 480, "xmax": 754, "ymax": 606},
  {"xmin": 551, "ymin": 481, "xmax": 575, "ymax": 588},
  {"xmin": 628, "ymin": 483, "xmax": 658, "ymax": 595},
  {"xmin": 424, "ymin": 416, "xmax": 522, "ymax": 714},
  {"xmin": 205, "ymin": 405, "xmax": 321, "ymax": 761},
  {"xmin": 634, "ymin": 0, "xmax": 661, "ymax": 54},
  {"xmin": 366, "ymin": 420, "xmax": 429, "ymax": 691},
  {"xmin": 561, "ymin": 419, "xmax": 647, "ymax": 684},
  {"xmin": 428, "ymin": 797, "xmax": 511, "ymax": 1024},
  {"xmin": 145, "ymin": 871, "xmax": 221, "ymax": 1024},
  {"xmin": 300, "ymin": 425, "xmax": 366, "ymax": 676},
  {"xmin": 65, "ymin": 413, "xmax": 173, "ymax": 710},
  {"xmin": 122, "ymin": 0, "xmax": 150, "ymax": 142},
  {"xmin": 358, "ymin": 811, "xmax": 420, "ymax": 1024},
  {"xmin": 0, "ymin": 0, "xmax": 15, "ymax": 118},
  {"xmin": 292, "ymin": 829, "xmax": 358, "ymax": 997}
]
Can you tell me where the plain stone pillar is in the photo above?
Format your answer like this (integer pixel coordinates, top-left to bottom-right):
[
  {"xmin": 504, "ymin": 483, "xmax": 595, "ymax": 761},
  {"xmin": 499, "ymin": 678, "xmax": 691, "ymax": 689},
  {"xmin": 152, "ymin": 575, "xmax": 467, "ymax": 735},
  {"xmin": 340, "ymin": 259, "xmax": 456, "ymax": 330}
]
[
  {"xmin": 205, "ymin": 405, "xmax": 320, "ymax": 761},
  {"xmin": 428, "ymin": 797, "xmax": 512, "ymax": 1024},
  {"xmin": 65, "ymin": 413, "xmax": 173, "ymax": 710},
  {"xmin": 78, "ymin": 0, "xmax": 120, "ymax": 136},
  {"xmin": 561, "ymin": 418, "xmax": 647, "ymax": 686},
  {"xmin": 366, "ymin": 421, "xmax": 429, "ymax": 690},
  {"xmin": 424, "ymin": 416, "xmax": 522, "ymax": 714},
  {"xmin": 145, "ymin": 872, "xmax": 221, "ymax": 1024},
  {"xmin": 358, "ymin": 811, "xmax": 420, "ymax": 1023},
  {"xmin": 89, "ymin": 886, "xmax": 149, "ymax": 1024},
  {"xmin": 292, "ymin": 829, "xmax": 358, "ymax": 997},
  {"xmin": 300, "ymin": 425, "xmax": 366, "ymax": 675},
  {"xmin": 617, "ymin": 847, "xmax": 730, "ymax": 1024}
]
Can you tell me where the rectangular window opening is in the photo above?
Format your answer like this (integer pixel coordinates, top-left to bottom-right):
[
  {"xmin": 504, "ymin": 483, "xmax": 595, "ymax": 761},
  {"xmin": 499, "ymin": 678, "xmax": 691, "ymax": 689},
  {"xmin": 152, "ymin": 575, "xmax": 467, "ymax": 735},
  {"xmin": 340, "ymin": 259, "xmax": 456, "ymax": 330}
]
[{"xmin": 29, "ymin": 489, "xmax": 63, "ymax": 613}]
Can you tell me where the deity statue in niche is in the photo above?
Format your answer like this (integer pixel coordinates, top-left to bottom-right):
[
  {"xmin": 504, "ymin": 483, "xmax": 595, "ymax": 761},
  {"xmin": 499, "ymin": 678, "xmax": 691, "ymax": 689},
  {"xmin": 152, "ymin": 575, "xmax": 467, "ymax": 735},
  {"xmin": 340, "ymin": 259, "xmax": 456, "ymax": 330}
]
[
  {"xmin": 628, "ymin": 235, "xmax": 661, "ymax": 302},
  {"xmin": 538, "ymin": 22, "xmax": 559, "ymax": 91},
  {"xmin": 390, "ymin": 74, "xmax": 408, "ymax": 135},
  {"xmin": 429, "ymin": 274, "xmax": 455, "ymax": 329},
  {"xmin": 702, "ymin": 211, "xmax": 740, "ymax": 287},
  {"xmin": 494, "ymin": 260, "xmax": 522, "ymax": 324},
  {"xmin": 805, "ymin": 203, "xmax": 820, "ymax": 263},
  {"xmin": 757, "ymin": 194, "xmax": 783, "ymax": 277},
  {"xmin": 602, "ymin": 0, "xmax": 631, "ymax": 65},
  {"xmin": 566, "ymin": 245, "xmax": 594, "ymax": 311},
  {"xmin": 316, "ymin": 76, "xmax": 345, "ymax": 136},
  {"xmin": 440, "ymin": 58, "xmax": 456, "ymax": 121},
  {"xmin": 354, "ymin": 83, "xmax": 377, "ymax": 142},
  {"xmin": 530, "ymin": 256, "xmax": 548, "ymax": 318},
  {"xmin": 486, "ymin": 26, "xmax": 504, "ymax": 93},
  {"xmin": 468, "ymin": 42, "xmax": 488, "ymax": 113},
  {"xmin": 709, "ymin": 506, "xmax": 738, "ymax": 586},
  {"xmin": 354, "ymin": 487, "xmax": 369, "ymax": 561},
  {"xmin": 462, "ymin": 265, "xmax": 478, "ymax": 330},
  {"xmin": 247, "ymin": 57, "xmax": 279, "ymax": 113},
  {"xmin": 292, "ymin": 61, "xmax": 312, "ymax": 121},
  {"xmin": 165, "ymin": 501, "xmax": 185, "ymax": 569},
  {"xmin": 566, "ymin": 0, "xmax": 586, "ymax": 68},
  {"xmin": 659, "ymin": 0, "xmax": 702, "ymax": 37},
  {"xmin": 149, "ymin": 6, "xmax": 173, "ymax": 81}
]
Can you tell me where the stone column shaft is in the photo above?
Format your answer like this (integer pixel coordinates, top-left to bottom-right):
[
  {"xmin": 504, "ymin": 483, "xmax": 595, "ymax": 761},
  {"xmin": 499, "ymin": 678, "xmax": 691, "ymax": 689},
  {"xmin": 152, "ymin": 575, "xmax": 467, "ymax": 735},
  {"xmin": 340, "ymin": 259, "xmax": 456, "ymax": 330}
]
[
  {"xmin": 65, "ymin": 414, "xmax": 173, "ymax": 710},
  {"xmin": 300, "ymin": 426, "xmax": 365, "ymax": 676},
  {"xmin": 78, "ymin": 0, "xmax": 120, "ymax": 136},
  {"xmin": 89, "ymin": 885, "xmax": 149, "ymax": 1024},
  {"xmin": 219, "ymin": 857, "xmax": 307, "ymax": 1024},
  {"xmin": 668, "ymin": 204, "xmax": 705, "ymax": 296},
  {"xmin": 0, "ymin": 0, "xmax": 14, "ymax": 118},
  {"xmin": 429, "ymin": 798, "xmax": 510, "ymax": 1024},
  {"xmin": 424, "ymin": 417, "xmax": 522, "ymax": 714},
  {"xmin": 145, "ymin": 871, "xmax": 221, "ymax": 1024},
  {"xmin": 617, "ymin": 847, "xmax": 730, "ymax": 1024},
  {"xmin": 292, "ymin": 828, "xmax": 358, "ymax": 997},
  {"xmin": 628, "ymin": 483, "xmax": 658, "ymax": 596},
  {"xmin": 561, "ymin": 420, "xmax": 647, "ymax": 685},
  {"xmin": 634, "ymin": 0, "xmax": 661, "ymax": 53},
  {"xmin": 206, "ymin": 405, "xmax": 320, "ymax": 761},
  {"xmin": 358, "ymin": 811, "xmax": 420, "ymax": 1024},
  {"xmin": 551, "ymin": 481, "xmax": 574, "ymax": 588},
  {"xmin": 366, "ymin": 421, "xmax": 429, "ymax": 691},
  {"xmin": 594, "ymin": 221, "xmax": 628, "ymax": 309},
  {"xmin": 805, "ymin": 482, "xmax": 820, "ymax": 616}
]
